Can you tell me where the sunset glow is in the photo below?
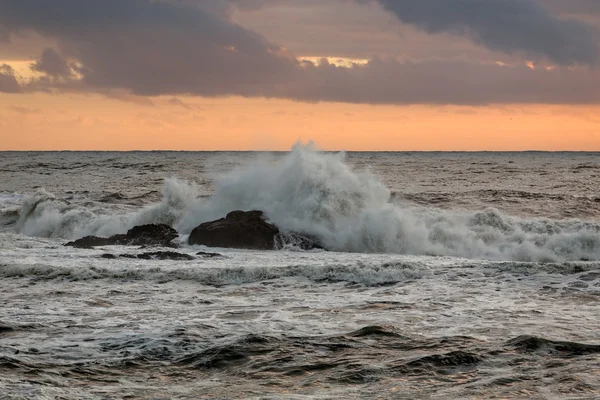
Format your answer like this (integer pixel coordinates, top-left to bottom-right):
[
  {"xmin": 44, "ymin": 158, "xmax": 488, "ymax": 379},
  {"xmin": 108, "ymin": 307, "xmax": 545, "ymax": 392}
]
[{"xmin": 0, "ymin": 0, "xmax": 599, "ymax": 150}]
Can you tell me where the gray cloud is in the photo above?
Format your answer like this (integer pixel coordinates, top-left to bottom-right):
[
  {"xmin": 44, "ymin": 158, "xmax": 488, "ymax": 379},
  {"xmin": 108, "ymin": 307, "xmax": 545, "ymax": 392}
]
[
  {"xmin": 0, "ymin": 64, "xmax": 22, "ymax": 93},
  {"xmin": 375, "ymin": 0, "xmax": 600, "ymax": 66},
  {"xmin": 0, "ymin": 0, "xmax": 300, "ymax": 95},
  {"xmin": 31, "ymin": 48, "xmax": 73, "ymax": 78},
  {"xmin": 0, "ymin": 0, "xmax": 599, "ymax": 104},
  {"xmin": 541, "ymin": 0, "xmax": 600, "ymax": 16},
  {"xmin": 168, "ymin": 97, "xmax": 194, "ymax": 110},
  {"xmin": 282, "ymin": 58, "xmax": 600, "ymax": 105}
]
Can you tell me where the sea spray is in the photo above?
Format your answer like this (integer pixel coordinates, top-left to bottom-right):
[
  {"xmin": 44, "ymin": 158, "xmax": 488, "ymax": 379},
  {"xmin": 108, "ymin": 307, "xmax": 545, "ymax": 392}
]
[{"xmin": 5, "ymin": 145, "xmax": 600, "ymax": 262}]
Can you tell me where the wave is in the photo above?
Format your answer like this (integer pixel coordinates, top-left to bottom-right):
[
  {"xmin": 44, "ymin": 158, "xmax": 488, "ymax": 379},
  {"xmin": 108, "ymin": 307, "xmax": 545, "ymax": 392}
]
[
  {"xmin": 3, "ymin": 324, "xmax": 598, "ymax": 387},
  {"xmin": 4, "ymin": 144, "xmax": 600, "ymax": 262},
  {"xmin": 0, "ymin": 261, "xmax": 425, "ymax": 286}
]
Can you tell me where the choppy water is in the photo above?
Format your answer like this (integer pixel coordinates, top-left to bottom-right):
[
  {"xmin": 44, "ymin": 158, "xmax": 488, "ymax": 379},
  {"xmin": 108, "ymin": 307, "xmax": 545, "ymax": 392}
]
[{"xmin": 1, "ymin": 148, "xmax": 599, "ymax": 399}]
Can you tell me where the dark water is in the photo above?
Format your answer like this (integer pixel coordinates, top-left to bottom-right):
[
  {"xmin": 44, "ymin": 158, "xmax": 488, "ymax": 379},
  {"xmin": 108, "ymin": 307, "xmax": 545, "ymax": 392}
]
[{"xmin": 1, "ymin": 150, "xmax": 600, "ymax": 399}]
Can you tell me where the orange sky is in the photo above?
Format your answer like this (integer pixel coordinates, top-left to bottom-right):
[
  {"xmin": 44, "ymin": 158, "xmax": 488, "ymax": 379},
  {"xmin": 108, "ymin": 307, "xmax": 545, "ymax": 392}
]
[
  {"xmin": 1, "ymin": 0, "xmax": 599, "ymax": 151},
  {"xmin": 1, "ymin": 93, "xmax": 599, "ymax": 151}
]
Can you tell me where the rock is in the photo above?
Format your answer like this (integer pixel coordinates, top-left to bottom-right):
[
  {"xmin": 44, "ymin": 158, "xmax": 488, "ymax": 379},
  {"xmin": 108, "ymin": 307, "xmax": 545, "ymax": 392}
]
[
  {"xmin": 69, "ymin": 237, "xmax": 114, "ymax": 248},
  {"xmin": 101, "ymin": 251, "xmax": 194, "ymax": 261},
  {"xmin": 188, "ymin": 210, "xmax": 325, "ymax": 251},
  {"xmin": 66, "ymin": 224, "xmax": 178, "ymax": 248},
  {"xmin": 196, "ymin": 251, "xmax": 224, "ymax": 258},
  {"xmin": 136, "ymin": 251, "xmax": 195, "ymax": 261},
  {"xmin": 188, "ymin": 210, "xmax": 280, "ymax": 250},
  {"xmin": 119, "ymin": 254, "xmax": 139, "ymax": 259}
]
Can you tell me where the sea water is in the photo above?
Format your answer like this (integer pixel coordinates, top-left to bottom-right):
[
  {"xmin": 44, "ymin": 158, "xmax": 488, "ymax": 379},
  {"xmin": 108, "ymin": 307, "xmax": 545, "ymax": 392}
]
[{"xmin": 1, "ymin": 147, "xmax": 599, "ymax": 399}]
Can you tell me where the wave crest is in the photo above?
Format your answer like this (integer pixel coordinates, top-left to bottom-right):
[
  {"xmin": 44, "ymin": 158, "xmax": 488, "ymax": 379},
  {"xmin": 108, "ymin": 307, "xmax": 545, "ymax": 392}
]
[{"xmin": 5, "ymin": 145, "xmax": 600, "ymax": 262}]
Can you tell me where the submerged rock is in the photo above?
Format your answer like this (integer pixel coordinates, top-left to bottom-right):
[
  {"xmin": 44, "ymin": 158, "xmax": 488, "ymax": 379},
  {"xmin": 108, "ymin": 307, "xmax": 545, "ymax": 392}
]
[
  {"xmin": 196, "ymin": 251, "xmax": 224, "ymax": 258},
  {"xmin": 66, "ymin": 224, "xmax": 178, "ymax": 248},
  {"xmin": 188, "ymin": 210, "xmax": 324, "ymax": 251},
  {"xmin": 136, "ymin": 251, "xmax": 194, "ymax": 261},
  {"xmin": 101, "ymin": 251, "xmax": 195, "ymax": 261}
]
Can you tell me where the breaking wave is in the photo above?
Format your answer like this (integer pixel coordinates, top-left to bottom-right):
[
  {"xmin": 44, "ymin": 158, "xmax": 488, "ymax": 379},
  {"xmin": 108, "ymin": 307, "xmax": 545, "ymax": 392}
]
[{"xmin": 3, "ymin": 144, "xmax": 600, "ymax": 262}]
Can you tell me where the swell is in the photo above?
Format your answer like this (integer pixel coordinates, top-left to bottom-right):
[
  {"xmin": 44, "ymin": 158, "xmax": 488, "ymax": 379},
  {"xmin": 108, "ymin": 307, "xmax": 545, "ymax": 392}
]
[
  {"xmin": 0, "ymin": 261, "xmax": 426, "ymax": 286},
  {"xmin": 2, "ymin": 325, "xmax": 599, "ymax": 393},
  {"xmin": 5, "ymin": 145, "xmax": 600, "ymax": 262}
]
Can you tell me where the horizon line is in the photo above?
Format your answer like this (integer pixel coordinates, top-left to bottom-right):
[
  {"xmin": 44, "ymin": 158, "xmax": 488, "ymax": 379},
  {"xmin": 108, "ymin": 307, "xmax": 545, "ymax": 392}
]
[{"xmin": 1, "ymin": 149, "xmax": 600, "ymax": 153}]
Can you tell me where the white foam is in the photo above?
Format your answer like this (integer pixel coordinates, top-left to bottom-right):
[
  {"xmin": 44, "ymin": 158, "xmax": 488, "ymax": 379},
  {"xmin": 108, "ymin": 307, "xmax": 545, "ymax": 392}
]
[{"xmin": 8, "ymin": 145, "xmax": 600, "ymax": 262}]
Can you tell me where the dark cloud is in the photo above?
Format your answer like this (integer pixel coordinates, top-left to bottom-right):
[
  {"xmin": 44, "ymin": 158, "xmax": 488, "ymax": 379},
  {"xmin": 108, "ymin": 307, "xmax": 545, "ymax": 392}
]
[
  {"xmin": 375, "ymin": 0, "xmax": 600, "ymax": 66},
  {"xmin": 30, "ymin": 48, "xmax": 73, "ymax": 78},
  {"xmin": 0, "ymin": 0, "xmax": 599, "ymax": 104},
  {"xmin": 541, "ymin": 0, "xmax": 600, "ymax": 16},
  {"xmin": 0, "ymin": 0, "xmax": 299, "ymax": 95},
  {"xmin": 0, "ymin": 64, "xmax": 22, "ymax": 93},
  {"xmin": 168, "ymin": 97, "xmax": 195, "ymax": 110},
  {"xmin": 281, "ymin": 58, "xmax": 600, "ymax": 105}
]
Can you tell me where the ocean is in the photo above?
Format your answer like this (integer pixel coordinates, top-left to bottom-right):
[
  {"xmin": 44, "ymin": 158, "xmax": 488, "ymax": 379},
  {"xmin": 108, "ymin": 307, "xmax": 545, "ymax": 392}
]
[{"xmin": 1, "ymin": 147, "xmax": 599, "ymax": 399}]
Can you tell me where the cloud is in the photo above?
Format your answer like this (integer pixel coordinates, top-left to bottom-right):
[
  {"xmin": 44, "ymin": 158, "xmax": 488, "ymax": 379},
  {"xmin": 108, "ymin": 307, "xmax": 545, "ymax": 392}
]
[
  {"xmin": 168, "ymin": 97, "xmax": 194, "ymax": 110},
  {"xmin": 282, "ymin": 57, "xmax": 600, "ymax": 105},
  {"xmin": 0, "ymin": 64, "xmax": 22, "ymax": 93},
  {"xmin": 0, "ymin": 0, "xmax": 599, "ymax": 105},
  {"xmin": 375, "ymin": 0, "xmax": 600, "ymax": 66},
  {"xmin": 0, "ymin": 0, "xmax": 299, "ymax": 94},
  {"xmin": 541, "ymin": 0, "xmax": 600, "ymax": 16},
  {"xmin": 7, "ymin": 105, "xmax": 40, "ymax": 114},
  {"xmin": 30, "ymin": 48, "xmax": 73, "ymax": 78},
  {"xmin": 100, "ymin": 89, "xmax": 156, "ymax": 107}
]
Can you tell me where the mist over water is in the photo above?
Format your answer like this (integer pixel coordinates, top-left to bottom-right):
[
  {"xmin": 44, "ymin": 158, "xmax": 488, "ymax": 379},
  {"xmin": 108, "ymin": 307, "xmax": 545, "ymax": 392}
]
[{"xmin": 2, "ymin": 149, "xmax": 600, "ymax": 399}]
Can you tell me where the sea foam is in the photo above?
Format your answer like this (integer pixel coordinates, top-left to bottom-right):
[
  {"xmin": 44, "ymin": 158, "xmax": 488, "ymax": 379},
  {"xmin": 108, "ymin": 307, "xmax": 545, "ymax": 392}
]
[{"xmin": 5, "ymin": 145, "xmax": 600, "ymax": 262}]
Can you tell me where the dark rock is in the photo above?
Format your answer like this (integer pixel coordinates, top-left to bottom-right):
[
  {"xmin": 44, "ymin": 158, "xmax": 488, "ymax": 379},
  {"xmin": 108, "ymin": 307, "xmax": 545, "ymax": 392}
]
[
  {"xmin": 188, "ymin": 210, "xmax": 280, "ymax": 250},
  {"xmin": 0, "ymin": 323, "xmax": 15, "ymax": 334},
  {"xmin": 102, "ymin": 251, "xmax": 194, "ymax": 261},
  {"xmin": 66, "ymin": 224, "xmax": 178, "ymax": 248},
  {"xmin": 196, "ymin": 251, "xmax": 224, "ymax": 258},
  {"xmin": 68, "ymin": 237, "xmax": 114, "ymax": 248},
  {"xmin": 135, "ymin": 251, "xmax": 195, "ymax": 261},
  {"xmin": 188, "ymin": 210, "xmax": 324, "ymax": 251},
  {"xmin": 119, "ymin": 254, "xmax": 138, "ymax": 259}
]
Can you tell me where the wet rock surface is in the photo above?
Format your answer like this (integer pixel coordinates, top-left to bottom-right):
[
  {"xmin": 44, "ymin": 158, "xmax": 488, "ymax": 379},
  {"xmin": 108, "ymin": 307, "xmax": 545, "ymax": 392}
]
[
  {"xmin": 188, "ymin": 210, "xmax": 279, "ymax": 250},
  {"xmin": 101, "ymin": 251, "xmax": 195, "ymax": 261},
  {"xmin": 196, "ymin": 251, "xmax": 224, "ymax": 258},
  {"xmin": 189, "ymin": 210, "xmax": 324, "ymax": 250},
  {"xmin": 66, "ymin": 224, "xmax": 178, "ymax": 248}
]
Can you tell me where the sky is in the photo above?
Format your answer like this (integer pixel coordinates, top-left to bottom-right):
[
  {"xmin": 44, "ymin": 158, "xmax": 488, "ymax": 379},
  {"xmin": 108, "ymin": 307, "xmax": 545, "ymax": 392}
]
[{"xmin": 0, "ymin": 0, "xmax": 599, "ymax": 151}]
